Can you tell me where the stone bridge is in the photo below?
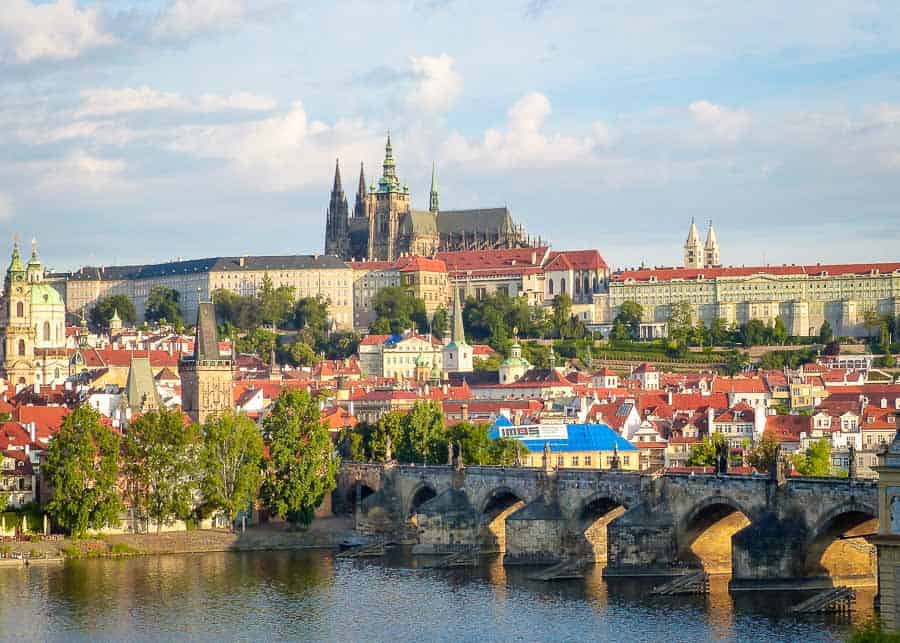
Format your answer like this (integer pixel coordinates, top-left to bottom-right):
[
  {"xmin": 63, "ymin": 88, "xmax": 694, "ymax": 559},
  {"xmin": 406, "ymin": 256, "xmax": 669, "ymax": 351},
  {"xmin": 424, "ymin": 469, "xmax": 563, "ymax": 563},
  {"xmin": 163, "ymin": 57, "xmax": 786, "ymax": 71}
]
[{"xmin": 336, "ymin": 463, "xmax": 879, "ymax": 589}]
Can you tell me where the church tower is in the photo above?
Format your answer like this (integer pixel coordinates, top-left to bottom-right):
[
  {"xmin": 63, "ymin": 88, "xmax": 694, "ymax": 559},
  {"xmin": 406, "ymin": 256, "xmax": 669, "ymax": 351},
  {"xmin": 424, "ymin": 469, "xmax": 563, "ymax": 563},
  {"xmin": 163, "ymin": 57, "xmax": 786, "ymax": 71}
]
[
  {"xmin": 324, "ymin": 158, "xmax": 350, "ymax": 257},
  {"xmin": 179, "ymin": 301, "xmax": 233, "ymax": 424},
  {"xmin": 2, "ymin": 242, "xmax": 33, "ymax": 389},
  {"xmin": 442, "ymin": 287, "xmax": 472, "ymax": 374},
  {"xmin": 683, "ymin": 218, "xmax": 703, "ymax": 269},
  {"xmin": 704, "ymin": 220, "xmax": 720, "ymax": 268},
  {"xmin": 366, "ymin": 133, "xmax": 411, "ymax": 261},
  {"xmin": 429, "ymin": 162, "xmax": 440, "ymax": 214},
  {"xmin": 353, "ymin": 162, "xmax": 366, "ymax": 220}
]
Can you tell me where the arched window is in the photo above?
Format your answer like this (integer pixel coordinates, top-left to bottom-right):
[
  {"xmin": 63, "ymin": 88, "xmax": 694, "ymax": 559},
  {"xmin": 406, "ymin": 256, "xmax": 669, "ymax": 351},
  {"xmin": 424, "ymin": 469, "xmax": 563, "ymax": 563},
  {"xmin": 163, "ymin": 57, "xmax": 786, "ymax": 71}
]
[
  {"xmin": 584, "ymin": 276, "xmax": 590, "ymax": 294},
  {"xmin": 548, "ymin": 279, "xmax": 554, "ymax": 295},
  {"xmin": 575, "ymin": 278, "xmax": 581, "ymax": 294},
  {"xmin": 17, "ymin": 339, "xmax": 25, "ymax": 356},
  {"xmin": 15, "ymin": 302, "xmax": 23, "ymax": 317},
  {"xmin": 54, "ymin": 368, "xmax": 60, "ymax": 380},
  {"xmin": 592, "ymin": 276, "xmax": 598, "ymax": 292},
  {"xmin": 43, "ymin": 321, "xmax": 51, "ymax": 342},
  {"xmin": 561, "ymin": 278, "xmax": 566, "ymax": 293}
]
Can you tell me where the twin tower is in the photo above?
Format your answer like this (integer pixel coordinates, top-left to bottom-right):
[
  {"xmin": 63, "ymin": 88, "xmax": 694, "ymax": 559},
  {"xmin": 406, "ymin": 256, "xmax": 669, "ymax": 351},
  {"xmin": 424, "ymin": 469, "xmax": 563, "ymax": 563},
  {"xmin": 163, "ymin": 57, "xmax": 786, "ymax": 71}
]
[{"xmin": 684, "ymin": 219, "xmax": 721, "ymax": 269}]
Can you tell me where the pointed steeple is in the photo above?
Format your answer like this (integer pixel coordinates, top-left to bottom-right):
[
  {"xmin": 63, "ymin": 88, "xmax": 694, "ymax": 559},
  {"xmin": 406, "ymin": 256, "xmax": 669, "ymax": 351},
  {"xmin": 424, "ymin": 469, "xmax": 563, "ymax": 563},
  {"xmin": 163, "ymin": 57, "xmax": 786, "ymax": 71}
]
[
  {"xmin": 684, "ymin": 218, "xmax": 703, "ymax": 268},
  {"xmin": 686, "ymin": 218, "xmax": 700, "ymax": 245},
  {"xmin": 378, "ymin": 131, "xmax": 400, "ymax": 192},
  {"xmin": 7, "ymin": 241, "xmax": 23, "ymax": 278},
  {"xmin": 703, "ymin": 220, "xmax": 720, "ymax": 268},
  {"xmin": 429, "ymin": 161, "xmax": 440, "ymax": 213},
  {"xmin": 354, "ymin": 162, "xmax": 367, "ymax": 219},
  {"xmin": 194, "ymin": 301, "xmax": 221, "ymax": 361},
  {"xmin": 332, "ymin": 157, "xmax": 344, "ymax": 195},
  {"xmin": 451, "ymin": 287, "xmax": 465, "ymax": 345},
  {"xmin": 704, "ymin": 220, "xmax": 718, "ymax": 249}
]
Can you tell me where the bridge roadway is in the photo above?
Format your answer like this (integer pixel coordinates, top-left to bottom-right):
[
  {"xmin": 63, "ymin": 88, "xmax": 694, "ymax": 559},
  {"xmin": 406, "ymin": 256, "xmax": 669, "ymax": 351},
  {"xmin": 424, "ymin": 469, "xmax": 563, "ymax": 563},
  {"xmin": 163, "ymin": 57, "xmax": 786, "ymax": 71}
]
[{"xmin": 336, "ymin": 462, "xmax": 879, "ymax": 589}]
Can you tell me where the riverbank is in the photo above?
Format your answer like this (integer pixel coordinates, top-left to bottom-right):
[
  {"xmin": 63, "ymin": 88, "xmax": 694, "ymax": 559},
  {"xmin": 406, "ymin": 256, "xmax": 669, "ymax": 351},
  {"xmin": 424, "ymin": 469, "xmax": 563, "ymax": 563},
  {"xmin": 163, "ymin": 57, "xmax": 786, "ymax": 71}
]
[{"xmin": 1, "ymin": 516, "xmax": 356, "ymax": 561}]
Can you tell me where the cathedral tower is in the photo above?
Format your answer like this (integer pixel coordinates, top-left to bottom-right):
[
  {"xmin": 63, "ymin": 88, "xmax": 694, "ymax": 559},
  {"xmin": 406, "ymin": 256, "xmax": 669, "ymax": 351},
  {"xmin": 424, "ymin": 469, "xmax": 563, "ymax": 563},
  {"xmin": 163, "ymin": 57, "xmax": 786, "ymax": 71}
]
[
  {"xmin": 353, "ymin": 162, "xmax": 367, "ymax": 219},
  {"xmin": 324, "ymin": 158, "xmax": 350, "ymax": 257},
  {"xmin": 704, "ymin": 220, "xmax": 720, "ymax": 268},
  {"xmin": 179, "ymin": 301, "xmax": 233, "ymax": 424},
  {"xmin": 683, "ymin": 218, "xmax": 703, "ymax": 269},
  {"xmin": 366, "ymin": 133, "xmax": 411, "ymax": 261},
  {"xmin": 442, "ymin": 287, "xmax": 472, "ymax": 374},
  {"xmin": 429, "ymin": 162, "xmax": 440, "ymax": 214}
]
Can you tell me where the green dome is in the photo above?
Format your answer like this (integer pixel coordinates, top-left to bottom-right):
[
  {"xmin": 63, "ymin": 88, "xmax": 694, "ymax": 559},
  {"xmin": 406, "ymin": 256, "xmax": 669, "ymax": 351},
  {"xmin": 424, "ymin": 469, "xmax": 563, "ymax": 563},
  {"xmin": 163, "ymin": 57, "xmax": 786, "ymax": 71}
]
[
  {"xmin": 501, "ymin": 355, "xmax": 530, "ymax": 370},
  {"xmin": 30, "ymin": 283, "xmax": 64, "ymax": 307}
]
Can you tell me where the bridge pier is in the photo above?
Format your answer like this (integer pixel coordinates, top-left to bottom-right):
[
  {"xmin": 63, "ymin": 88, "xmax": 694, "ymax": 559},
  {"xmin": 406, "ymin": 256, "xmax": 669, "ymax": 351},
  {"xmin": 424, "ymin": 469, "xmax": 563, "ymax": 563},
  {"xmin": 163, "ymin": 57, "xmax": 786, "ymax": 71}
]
[
  {"xmin": 604, "ymin": 504, "xmax": 679, "ymax": 575},
  {"xmin": 504, "ymin": 497, "xmax": 567, "ymax": 565},
  {"xmin": 412, "ymin": 489, "xmax": 479, "ymax": 554}
]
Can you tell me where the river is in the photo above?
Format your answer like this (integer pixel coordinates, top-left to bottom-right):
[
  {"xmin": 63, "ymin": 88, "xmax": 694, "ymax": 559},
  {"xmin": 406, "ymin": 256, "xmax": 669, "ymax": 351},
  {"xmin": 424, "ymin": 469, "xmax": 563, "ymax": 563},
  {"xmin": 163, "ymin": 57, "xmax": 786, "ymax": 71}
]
[{"xmin": 0, "ymin": 549, "xmax": 874, "ymax": 642}]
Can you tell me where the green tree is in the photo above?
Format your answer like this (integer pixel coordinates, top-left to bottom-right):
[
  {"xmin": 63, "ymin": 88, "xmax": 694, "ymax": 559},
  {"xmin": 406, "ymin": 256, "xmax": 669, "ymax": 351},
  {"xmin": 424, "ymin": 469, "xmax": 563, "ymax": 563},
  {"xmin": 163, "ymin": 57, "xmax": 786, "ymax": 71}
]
[
  {"xmin": 258, "ymin": 274, "xmax": 295, "ymax": 328},
  {"xmin": 236, "ymin": 327, "xmax": 277, "ymax": 358},
  {"xmin": 615, "ymin": 301, "xmax": 643, "ymax": 339},
  {"xmin": 43, "ymin": 407, "xmax": 123, "ymax": 537},
  {"xmin": 89, "ymin": 295, "xmax": 136, "ymax": 328},
  {"xmin": 370, "ymin": 286, "xmax": 428, "ymax": 335},
  {"xmin": 445, "ymin": 421, "xmax": 494, "ymax": 464},
  {"xmin": 739, "ymin": 319, "xmax": 768, "ymax": 346},
  {"xmin": 792, "ymin": 439, "xmax": 832, "ymax": 477},
  {"xmin": 707, "ymin": 317, "xmax": 731, "ymax": 345},
  {"xmin": 431, "ymin": 307, "xmax": 449, "ymax": 340},
  {"xmin": 124, "ymin": 408, "xmax": 199, "ymax": 534},
  {"xmin": 687, "ymin": 433, "xmax": 726, "ymax": 467},
  {"xmin": 294, "ymin": 295, "xmax": 329, "ymax": 339},
  {"xmin": 145, "ymin": 286, "xmax": 182, "ymax": 326},
  {"xmin": 667, "ymin": 301, "xmax": 693, "ymax": 347},
  {"xmin": 818, "ymin": 319, "xmax": 833, "ymax": 344},
  {"xmin": 747, "ymin": 432, "xmax": 780, "ymax": 473},
  {"xmin": 213, "ymin": 289, "xmax": 261, "ymax": 331},
  {"xmin": 337, "ymin": 428, "xmax": 366, "ymax": 462},
  {"xmin": 474, "ymin": 353, "xmax": 504, "ymax": 372},
  {"xmin": 289, "ymin": 340, "xmax": 319, "ymax": 367},
  {"xmin": 771, "ymin": 316, "xmax": 789, "ymax": 345},
  {"xmin": 369, "ymin": 412, "xmax": 404, "ymax": 461},
  {"xmin": 863, "ymin": 309, "xmax": 881, "ymax": 341},
  {"xmin": 397, "ymin": 400, "xmax": 446, "ymax": 464},
  {"xmin": 199, "ymin": 411, "xmax": 264, "ymax": 523},
  {"xmin": 522, "ymin": 341, "xmax": 551, "ymax": 368},
  {"xmin": 552, "ymin": 293, "xmax": 573, "ymax": 338},
  {"xmin": 609, "ymin": 320, "xmax": 631, "ymax": 341},
  {"xmin": 720, "ymin": 349, "xmax": 750, "ymax": 375},
  {"xmin": 260, "ymin": 389, "xmax": 338, "ymax": 525}
]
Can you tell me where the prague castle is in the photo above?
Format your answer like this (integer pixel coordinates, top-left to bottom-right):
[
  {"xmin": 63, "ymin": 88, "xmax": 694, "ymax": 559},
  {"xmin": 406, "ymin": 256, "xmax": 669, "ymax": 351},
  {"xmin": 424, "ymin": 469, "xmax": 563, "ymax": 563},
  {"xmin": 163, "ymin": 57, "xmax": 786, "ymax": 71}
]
[{"xmin": 324, "ymin": 135, "xmax": 533, "ymax": 261}]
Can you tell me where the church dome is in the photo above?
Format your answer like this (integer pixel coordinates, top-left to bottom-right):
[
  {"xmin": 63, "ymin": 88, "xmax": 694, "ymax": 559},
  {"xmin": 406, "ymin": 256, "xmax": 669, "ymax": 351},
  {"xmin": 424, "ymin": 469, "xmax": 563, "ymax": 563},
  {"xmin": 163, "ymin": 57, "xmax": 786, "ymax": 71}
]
[{"xmin": 30, "ymin": 283, "xmax": 64, "ymax": 307}]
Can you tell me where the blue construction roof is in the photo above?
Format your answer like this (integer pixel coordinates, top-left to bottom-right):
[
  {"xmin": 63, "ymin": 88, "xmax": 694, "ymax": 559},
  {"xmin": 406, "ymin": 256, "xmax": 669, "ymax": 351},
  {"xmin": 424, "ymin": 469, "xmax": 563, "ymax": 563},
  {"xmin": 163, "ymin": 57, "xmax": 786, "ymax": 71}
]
[{"xmin": 489, "ymin": 418, "xmax": 637, "ymax": 453}]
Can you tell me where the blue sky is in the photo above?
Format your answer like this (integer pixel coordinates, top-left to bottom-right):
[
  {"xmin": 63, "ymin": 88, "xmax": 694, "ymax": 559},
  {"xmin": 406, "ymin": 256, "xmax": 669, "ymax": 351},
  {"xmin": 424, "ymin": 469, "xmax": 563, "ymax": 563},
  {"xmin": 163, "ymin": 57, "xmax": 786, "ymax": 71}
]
[{"xmin": 1, "ymin": 1, "xmax": 899, "ymax": 272}]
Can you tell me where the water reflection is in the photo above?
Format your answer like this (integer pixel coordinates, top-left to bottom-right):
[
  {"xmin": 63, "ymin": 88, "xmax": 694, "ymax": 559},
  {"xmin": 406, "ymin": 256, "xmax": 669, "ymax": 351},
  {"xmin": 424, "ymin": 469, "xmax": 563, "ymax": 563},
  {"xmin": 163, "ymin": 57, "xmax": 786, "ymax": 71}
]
[{"xmin": 0, "ymin": 549, "xmax": 871, "ymax": 642}]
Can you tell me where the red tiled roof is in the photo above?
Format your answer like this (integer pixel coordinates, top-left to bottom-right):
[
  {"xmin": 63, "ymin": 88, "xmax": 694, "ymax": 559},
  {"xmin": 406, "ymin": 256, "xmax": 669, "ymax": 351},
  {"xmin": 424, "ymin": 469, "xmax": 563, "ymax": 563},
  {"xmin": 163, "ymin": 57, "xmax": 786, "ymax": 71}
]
[
  {"xmin": 74, "ymin": 347, "xmax": 180, "ymax": 369},
  {"xmin": 546, "ymin": 249, "xmax": 608, "ymax": 271},
  {"xmin": 712, "ymin": 377, "xmax": 767, "ymax": 394},
  {"xmin": 14, "ymin": 406, "xmax": 69, "ymax": 440},
  {"xmin": 359, "ymin": 334, "xmax": 391, "ymax": 346},
  {"xmin": 613, "ymin": 262, "xmax": 900, "ymax": 283},
  {"xmin": 436, "ymin": 247, "xmax": 548, "ymax": 278},
  {"xmin": 395, "ymin": 256, "xmax": 447, "ymax": 273},
  {"xmin": 765, "ymin": 414, "xmax": 810, "ymax": 441}
]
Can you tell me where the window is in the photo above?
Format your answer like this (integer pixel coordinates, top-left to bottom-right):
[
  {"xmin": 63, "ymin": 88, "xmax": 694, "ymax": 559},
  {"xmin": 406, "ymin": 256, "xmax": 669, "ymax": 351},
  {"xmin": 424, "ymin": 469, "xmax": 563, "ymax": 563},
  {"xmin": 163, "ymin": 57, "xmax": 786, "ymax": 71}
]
[
  {"xmin": 42, "ymin": 321, "xmax": 50, "ymax": 342},
  {"xmin": 15, "ymin": 302, "xmax": 23, "ymax": 317},
  {"xmin": 557, "ymin": 456, "xmax": 564, "ymax": 467},
  {"xmin": 623, "ymin": 456, "xmax": 630, "ymax": 466},
  {"xmin": 571, "ymin": 456, "xmax": 579, "ymax": 466},
  {"xmin": 584, "ymin": 455, "xmax": 591, "ymax": 467},
  {"xmin": 561, "ymin": 278, "xmax": 566, "ymax": 293},
  {"xmin": 548, "ymin": 279, "xmax": 554, "ymax": 295},
  {"xmin": 17, "ymin": 339, "xmax": 25, "ymax": 356}
]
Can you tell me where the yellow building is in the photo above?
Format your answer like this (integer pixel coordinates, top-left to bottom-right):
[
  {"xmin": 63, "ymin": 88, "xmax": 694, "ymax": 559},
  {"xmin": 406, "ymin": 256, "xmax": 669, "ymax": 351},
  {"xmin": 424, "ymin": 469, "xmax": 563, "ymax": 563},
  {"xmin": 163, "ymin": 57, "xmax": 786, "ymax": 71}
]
[
  {"xmin": 871, "ymin": 428, "xmax": 900, "ymax": 631},
  {"xmin": 493, "ymin": 421, "xmax": 640, "ymax": 471}
]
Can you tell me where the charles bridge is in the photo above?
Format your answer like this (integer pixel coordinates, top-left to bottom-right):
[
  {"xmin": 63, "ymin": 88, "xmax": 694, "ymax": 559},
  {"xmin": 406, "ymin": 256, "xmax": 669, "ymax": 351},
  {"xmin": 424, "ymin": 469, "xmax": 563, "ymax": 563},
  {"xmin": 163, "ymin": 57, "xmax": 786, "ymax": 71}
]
[{"xmin": 336, "ymin": 461, "xmax": 879, "ymax": 589}]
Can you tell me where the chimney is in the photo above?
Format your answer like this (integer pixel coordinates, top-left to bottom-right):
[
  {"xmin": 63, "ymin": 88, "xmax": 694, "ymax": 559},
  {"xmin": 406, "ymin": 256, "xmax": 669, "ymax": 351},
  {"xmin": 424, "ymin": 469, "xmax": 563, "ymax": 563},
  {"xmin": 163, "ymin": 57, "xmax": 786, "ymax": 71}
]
[
  {"xmin": 667, "ymin": 390, "xmax": 673, "ymax": 405},
  {"xmin": 882, "ymin": 398, "xmax": 888, "ymax": 409},
  {"xmin": 348, "ymin": 400, "xmax": 354, "ymax": 417},
  {"xmin": 461, "ymin": 403, "xmax": 469, "ymax": 422},
  {"xmin": 28, "ymin": 422, "xmax": 36, "ymax": 442}
]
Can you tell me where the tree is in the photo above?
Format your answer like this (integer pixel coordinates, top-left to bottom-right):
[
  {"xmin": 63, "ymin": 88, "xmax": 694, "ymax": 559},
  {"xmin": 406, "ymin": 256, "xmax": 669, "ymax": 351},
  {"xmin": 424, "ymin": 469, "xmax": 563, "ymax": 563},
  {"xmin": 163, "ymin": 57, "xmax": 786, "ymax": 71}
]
[
  {"xmin": 199, "ymin": 412, "xmax": 264, "ymax": 523},
  {"xmin": 289, "ymin": 340, "xmax": 319, "ymax": 367},
  {"xmin": 444, "ymin": 421, "xmax": 526, "ymax": 465},
  {"xmin": 236, "ymin": 327, "xmax": 277, "ymax": 358},
  {"xmin": 369, "ymin": 412, "xmax": 404, "ymax": 461},
  {"xmin": 474, "ymin": 354, "xmax": 503, "ymax": 372},
  {"xmin": 294, "ymin": 296, "xmax": 329, "ymax": 339},
  {"xmin": 552, "ymin": 293, "xmax": 573, "ymax": 338},
  {"xmin": 124, "ymin": 408, "xmax": 199, "ymax": 534},
  {"xmin": 431, "ymin": 307, "xmax": 448, "ymax": 340},
  {"xmin": 818, "ymin": 319, "xmax": 834, "ymax": 345},
  {"xmin": 792, "ymin": 439, "xmax": 832, "ymax": 476},
  {"xmin": 258, "ymin": 274, "xmax": 295, "ymax": 328},
  {"xmin": 687, "ymin": 433, "xmax": 726, "ymax": 467},
  {"xmin": 771, "ymin": 316, "xmax": 789, "ymax": 345},
  {"xmin": 337, "ymin": 428, "xmax": 366, "ymax": 462},
  {"xmin": 747, "ymin": 432, "xmax": 780, "ymax": 473},
  {"xmin": 260, "ymin": 389, "xmax": 338, "ymax": 525},
  {"xmin": 89, "ymin": 295, "xmax": 136, "ymax": 328},
  {"xmin": 667, "ymin": 301, "xmax": 693, "ymax": 347},
  {"xmin": 397, "ymin": 400, "xmax": 446, "ymax": 464},
  {"xmin": 370, "ymin": 286, "xmax": 428, "ymax": 335},
  {"xmin": 615, "ymin": 301, "xmax": 643, "ymax": 339},
  {"xmin": 720, "ymin": 349, "xmax": 750, "ymax": 375},
  {"xmin": 213, "ymin": 289, "xmax": 261, "ymax": 331},
  {"xmin": 609, "ymin": 320, "xmax": 631, "ymax": 341},
  {"xmin": 43, "ymin": 407, "xmax": 123, "ymax": 537},
  {"xmin": 145, "ymin": 286, "xmax": 182, "ymax": 326},
  {"xmin": 707, "ymin": 317, "xmax": 731, "ymax": 346},
  {"xmin": 863, "ymin": 309, "xmax": 881, "ymax": 341},
  {"xmin": 739, "ymin": 319, "xmax": 768, "ymax": 346},
  {"xmin": 522, "ymin": 341, "xmax": 551, "ymax": 368}
]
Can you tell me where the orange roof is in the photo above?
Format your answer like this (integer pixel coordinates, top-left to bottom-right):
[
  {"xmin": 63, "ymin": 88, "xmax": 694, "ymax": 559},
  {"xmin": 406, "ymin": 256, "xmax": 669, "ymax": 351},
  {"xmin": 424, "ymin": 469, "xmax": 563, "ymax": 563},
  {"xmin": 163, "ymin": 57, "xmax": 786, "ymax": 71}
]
[
  {"xmin": 764, "ymin": 415, "xmax": 810, "ymax": 441},
  {"xmin": 546, "ymin": 249, "xmax": 607, "ymax": 271},
  {"xmin": 436, "ymin": 247, "xmax": 548, "ymax": 278},
  {"xmin": 712, "ymin": 377, "xmax": 767, "ymax": 394},
  {"xmin": 14, "ymin": 405, "xmax": 69, "ymax": 440},
  {"xmin": 359, "ymin": 334, "xmax": 391, "ymax": 346},
  {"xmin": 395, "ymin": 256, "xmax": 447, "ymax": 273}
]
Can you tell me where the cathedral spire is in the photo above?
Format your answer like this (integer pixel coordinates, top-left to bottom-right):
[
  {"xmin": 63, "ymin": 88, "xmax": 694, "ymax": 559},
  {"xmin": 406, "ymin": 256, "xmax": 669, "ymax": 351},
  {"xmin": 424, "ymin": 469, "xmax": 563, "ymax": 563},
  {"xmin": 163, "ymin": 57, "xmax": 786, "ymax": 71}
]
[
  {"xmin": 354, "ymin": 162, "xmax": 366, "ymax": 219},
  {"xmin": 451, "ymin": 286, "xmax": 465, "ymax": 345},
  {"xmin": 332, "ymin": 158, "xmax": 343, "ymax": 195},
  {"xmin": 379, "ymin": 131, "xmax": 399, "ymax": 191},
  {"xmin": 429, "ymin": 161, "xmax": 440, "ymax": 213},
  {"xmin": 684, "ymin": 218, "xmax": 703, "ymax": 269}
]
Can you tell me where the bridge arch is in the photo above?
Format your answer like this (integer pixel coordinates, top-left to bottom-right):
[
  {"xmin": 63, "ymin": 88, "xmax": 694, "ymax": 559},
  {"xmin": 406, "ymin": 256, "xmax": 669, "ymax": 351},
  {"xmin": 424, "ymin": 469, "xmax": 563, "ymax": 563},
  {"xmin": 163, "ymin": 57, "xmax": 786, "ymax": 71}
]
[
  {"xmin": 479, "ymin": 486, "xmax": 526, "ymax": 553},
  {"xmin": 803, "ymin": 500, "xmax": 878, "ymax": 582},
  {"xmin": 676, "ymin": 495, "xmax": 753, "ymax": 573},
  {"xmin": 573, "ymin": 493, "xmax": 629, "ymax": 563},
  {"xmin": 406, "ymin": 482, "xmax": 439, "ymax": 520}
]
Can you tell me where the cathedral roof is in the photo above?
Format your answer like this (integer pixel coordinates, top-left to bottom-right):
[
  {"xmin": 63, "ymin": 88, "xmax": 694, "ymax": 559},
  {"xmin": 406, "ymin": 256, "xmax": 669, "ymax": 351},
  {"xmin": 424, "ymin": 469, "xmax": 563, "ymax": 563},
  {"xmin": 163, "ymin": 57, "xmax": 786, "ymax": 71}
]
[
  {"xmin": 401, "ymin": 210, "xmax": 438, "ymax": 236},
  {"xmin": 436, "ymin": 207, "xmax": 516, "ymax": 235}
]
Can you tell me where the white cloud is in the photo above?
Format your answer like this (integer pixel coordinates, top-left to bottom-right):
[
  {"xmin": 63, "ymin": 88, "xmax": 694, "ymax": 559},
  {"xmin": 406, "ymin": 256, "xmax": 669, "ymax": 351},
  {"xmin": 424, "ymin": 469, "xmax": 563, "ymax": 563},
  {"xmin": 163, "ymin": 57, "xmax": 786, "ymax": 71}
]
[
  {"xmin": 0, "ymin": 0, "xmax": 117, "ymax": 63},
  {"xmin": 688, "ymin": 100, "xmax": 751, "ymax": 142},
  {"xmin": 75, "ymin": 86, "xmax": 276, "ymax": 118},
  {"xmin": 152, "ymin": 0, "xmax": 250, "ymax": 41},
  {"xmin": 407, "ymin": 54, "xmax": 463, "ymax": 113},
  {"xmin": 35, "ymin": 150, "xmax": 129, "ymax": 196},
  {"xmin": 442, "ymin": 92, "xmax": 598, "ymax": 168}
]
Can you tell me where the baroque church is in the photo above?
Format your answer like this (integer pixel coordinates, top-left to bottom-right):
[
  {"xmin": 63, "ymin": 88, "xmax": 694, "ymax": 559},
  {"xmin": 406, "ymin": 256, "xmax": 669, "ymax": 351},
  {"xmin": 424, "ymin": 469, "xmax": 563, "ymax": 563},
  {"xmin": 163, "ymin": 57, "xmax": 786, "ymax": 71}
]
[
  {"xmin": 0, "ymin": 241, "xmax": 68, "ymax": 389},
  {"xmin": 683, "ymin": 219, "xmax": 721, "ymax": 269},
  {"xmin": 324, "ymin": 135, "xmax": 534, "ymax": 261}
]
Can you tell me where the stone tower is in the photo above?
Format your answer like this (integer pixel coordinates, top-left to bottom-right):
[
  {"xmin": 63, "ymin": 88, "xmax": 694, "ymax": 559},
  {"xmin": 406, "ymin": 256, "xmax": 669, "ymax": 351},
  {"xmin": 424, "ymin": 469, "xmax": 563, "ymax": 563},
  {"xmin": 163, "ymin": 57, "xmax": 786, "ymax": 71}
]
[
  {"xmin": 324, "ymin": 158, "xmax": 350, "ymax": 257},
  {"xmin": 353, "ymin": 162, "xmax": 367, "ymax": 220},
  {"xmin": 442, "ymin": 287, "xmax": 472, "ymax": 374},
  {"xmin": 704, "ymin": 220, "xmax": 720, "ymax": 268},
  {"xmin": 429, "ymin": 162, "xmax": 440, "ymax": 214},
  {"xmin": 367, "ymin": 133, "xmax": 411, "ymax": 261},
  {"xmin": 2, "ymin": 242, "xmax": 33, "ymax": 388},
  {"xmin": 179, "ymin": 301, "xmax": 233, "ymax": 424},
  {"xmin": 683, "ymin": 218, "xmax": 703, "ymax": 269}
]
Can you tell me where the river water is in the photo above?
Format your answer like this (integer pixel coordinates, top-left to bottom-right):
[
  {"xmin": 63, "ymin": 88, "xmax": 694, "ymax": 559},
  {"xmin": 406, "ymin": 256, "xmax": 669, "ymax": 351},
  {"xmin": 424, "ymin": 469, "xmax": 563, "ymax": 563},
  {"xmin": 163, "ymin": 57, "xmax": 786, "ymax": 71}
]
[{"xmin": 0, "ymin": 549, "xmax": 875, "ymax": 642}]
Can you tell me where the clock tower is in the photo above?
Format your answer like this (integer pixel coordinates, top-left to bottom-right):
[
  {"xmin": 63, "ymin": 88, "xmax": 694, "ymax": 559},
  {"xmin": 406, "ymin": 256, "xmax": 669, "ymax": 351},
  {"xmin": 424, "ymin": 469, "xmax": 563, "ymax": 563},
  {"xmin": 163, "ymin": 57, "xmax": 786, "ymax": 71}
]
[{"xmin": 180, "ymin": 301, "xmax": 233, "ymax": 424}]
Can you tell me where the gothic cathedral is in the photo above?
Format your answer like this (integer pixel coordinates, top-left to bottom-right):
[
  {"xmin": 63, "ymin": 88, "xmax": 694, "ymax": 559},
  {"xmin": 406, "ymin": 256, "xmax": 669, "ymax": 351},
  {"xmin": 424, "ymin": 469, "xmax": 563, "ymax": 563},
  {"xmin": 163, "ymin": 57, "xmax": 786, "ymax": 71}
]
[{"xmin": 325, "ymin": 135, "xmax": 534, "ymax": 261}]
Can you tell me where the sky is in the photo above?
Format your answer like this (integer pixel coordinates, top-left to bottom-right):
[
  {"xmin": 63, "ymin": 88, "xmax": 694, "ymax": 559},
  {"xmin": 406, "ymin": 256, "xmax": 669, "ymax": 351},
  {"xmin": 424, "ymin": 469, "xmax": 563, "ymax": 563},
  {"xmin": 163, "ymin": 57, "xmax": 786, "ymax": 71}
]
[{"xmin": 1, "ymin": 1, "xmax": 900, "ymax": 273}]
